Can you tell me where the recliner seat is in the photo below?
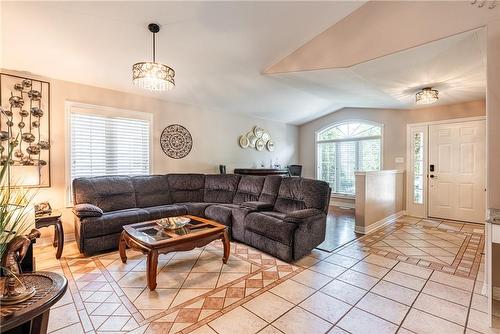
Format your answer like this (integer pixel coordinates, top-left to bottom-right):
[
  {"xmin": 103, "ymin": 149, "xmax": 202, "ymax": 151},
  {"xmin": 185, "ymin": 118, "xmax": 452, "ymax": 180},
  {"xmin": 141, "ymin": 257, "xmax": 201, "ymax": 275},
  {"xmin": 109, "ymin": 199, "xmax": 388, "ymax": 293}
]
[{"xmin": 72, "ymin": 173, "xmax": 331, "ymax": 262}]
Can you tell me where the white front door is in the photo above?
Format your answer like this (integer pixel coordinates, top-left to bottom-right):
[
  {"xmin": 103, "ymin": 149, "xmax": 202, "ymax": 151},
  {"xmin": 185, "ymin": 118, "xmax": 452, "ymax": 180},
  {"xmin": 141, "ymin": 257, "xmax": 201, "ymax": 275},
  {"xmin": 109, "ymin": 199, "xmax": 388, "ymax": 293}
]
[{"xmin": 428, "ymin": 120, "xmax": 486, "ymax": 223}]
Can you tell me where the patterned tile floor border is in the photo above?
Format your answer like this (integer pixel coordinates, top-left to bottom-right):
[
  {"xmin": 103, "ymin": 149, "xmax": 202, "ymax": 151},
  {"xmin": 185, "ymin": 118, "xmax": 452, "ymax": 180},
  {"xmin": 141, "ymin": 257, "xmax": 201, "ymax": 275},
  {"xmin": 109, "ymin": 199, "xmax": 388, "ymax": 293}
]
[
  {"xmin": 51, "ymin": 241, "xmax": 303, "ymax": 333},
  {"xmin": 337, "ymin": 217, "xmax": 484, "ymax": 279}
]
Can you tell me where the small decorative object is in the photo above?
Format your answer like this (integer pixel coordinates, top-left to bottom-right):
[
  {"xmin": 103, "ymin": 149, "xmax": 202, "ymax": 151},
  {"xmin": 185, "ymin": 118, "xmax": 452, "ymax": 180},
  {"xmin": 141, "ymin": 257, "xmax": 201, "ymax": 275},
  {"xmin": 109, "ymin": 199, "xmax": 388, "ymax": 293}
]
[
  {"xmin": 0, "ymin": 73, "xmax": 51, "ymax": 187},
  {"xmin": 219, "ymin": 165, "xmax": 226, "ymax": 174},
  {"xmin": 1, "ymin": 229, "xmax": 41, "ymax": 305},
  {"xmin": 239, "ymin": 126, "xmax": 275, "ymax": 151},
  {"xmin": 34, "ymin": 201, "xmax": 52, "ymax": 216},
  {"xmin": 132, "ymin": 23, "xmax": 175, "ymax": 91},
  {"xmin": 266, "ymin": 140, "xmax": 275, "ymax": 152},
  {"xmin": 156, "ymin": 216, "xmax": 191, "ymax": 230},
  {"xmin": 160, "ymin": 124, "xmax": 193, "ymax": 159},
  {"xmin": 415, "ymin": 87, "xmax": 439, "ymax": 105}
]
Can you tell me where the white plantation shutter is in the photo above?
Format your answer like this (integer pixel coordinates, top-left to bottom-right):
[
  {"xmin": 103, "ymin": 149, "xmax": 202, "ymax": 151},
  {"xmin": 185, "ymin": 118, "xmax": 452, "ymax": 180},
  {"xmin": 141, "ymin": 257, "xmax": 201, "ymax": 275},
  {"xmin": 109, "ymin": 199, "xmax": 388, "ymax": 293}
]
[
  {"xmin": 316, "ymin": 121, "xmax": 382, "ymax": 195},
  {"xmin": 70, "ymin": 112, "xmax": 150, "ymax": 180}
]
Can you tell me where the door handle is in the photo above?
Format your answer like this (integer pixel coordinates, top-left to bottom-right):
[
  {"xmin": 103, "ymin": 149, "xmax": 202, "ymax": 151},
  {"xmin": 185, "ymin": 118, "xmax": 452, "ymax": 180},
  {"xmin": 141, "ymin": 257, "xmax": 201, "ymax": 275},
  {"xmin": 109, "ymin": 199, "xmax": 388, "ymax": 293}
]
[{"xmin": 430, "ymin": 175, "xmax": 437, "ymax": 179}]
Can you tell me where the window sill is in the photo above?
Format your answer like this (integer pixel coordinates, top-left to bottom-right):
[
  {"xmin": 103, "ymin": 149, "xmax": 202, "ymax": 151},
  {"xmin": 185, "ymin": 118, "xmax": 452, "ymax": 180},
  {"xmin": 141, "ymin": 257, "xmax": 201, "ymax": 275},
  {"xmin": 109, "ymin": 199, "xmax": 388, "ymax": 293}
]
[{"xmin": 331, "ymin": 193, "xmax": 355, "ymax": 200}]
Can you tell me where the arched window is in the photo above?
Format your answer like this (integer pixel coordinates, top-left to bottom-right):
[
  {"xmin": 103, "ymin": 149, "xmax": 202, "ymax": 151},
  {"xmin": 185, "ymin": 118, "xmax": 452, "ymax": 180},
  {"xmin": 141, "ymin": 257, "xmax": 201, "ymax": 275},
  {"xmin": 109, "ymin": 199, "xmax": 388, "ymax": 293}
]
[{"xmin": 316, "ymin": 120, "xmax": 382, "ymax": 195}]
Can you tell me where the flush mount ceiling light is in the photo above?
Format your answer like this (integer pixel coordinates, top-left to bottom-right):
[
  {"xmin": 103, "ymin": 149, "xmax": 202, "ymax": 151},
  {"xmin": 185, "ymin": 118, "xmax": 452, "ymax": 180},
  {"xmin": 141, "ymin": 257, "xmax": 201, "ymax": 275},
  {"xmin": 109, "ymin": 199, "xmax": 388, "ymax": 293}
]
[
  {"xmin": 132, "ymin": 23, "xmax": 175, "ymax": 92},
  {"xmin": 415, "ymin": 87, "xmax": 439, "ymax": 105}
]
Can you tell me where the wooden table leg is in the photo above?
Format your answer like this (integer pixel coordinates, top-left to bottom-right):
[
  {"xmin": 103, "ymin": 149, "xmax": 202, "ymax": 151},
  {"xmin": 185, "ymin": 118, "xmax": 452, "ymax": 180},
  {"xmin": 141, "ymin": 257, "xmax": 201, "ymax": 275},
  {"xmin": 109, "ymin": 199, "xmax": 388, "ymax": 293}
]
[
  {"xmin": 52, "ymin": 229, "xmax": 57, "ymax": 248},
  {"xmin": 222, "ymin": 229, "xmax": 230, "ymax": 264},
  {"xmin": 119, "ymin": 232, "xmax": 128, "ymax": 263},
  {"xmin": 147, "ymin": 250, "xmax": 159, "ymax": 290},
  {"xmin": 30, "ymin": 309, "xmax": 50, "ymax": 334},
  {"xmin": 54, "ymin": 220, "xmax": 64, "ymax": 259}
]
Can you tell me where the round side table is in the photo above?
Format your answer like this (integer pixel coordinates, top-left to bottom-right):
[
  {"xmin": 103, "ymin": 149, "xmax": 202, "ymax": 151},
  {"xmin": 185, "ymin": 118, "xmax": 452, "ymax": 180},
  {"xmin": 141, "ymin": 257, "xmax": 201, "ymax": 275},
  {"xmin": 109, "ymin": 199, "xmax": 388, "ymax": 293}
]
[{"xmin": 1, "ymin": 271, "xmax": 68, "ymax": 334}]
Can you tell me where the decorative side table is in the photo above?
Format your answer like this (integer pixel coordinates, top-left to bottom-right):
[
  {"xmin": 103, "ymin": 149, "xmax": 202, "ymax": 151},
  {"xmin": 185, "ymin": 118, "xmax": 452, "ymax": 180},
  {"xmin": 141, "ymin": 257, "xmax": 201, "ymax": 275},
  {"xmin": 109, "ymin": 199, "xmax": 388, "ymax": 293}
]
[
  {"xmin": 0, "ymin": 271, "xmax": 68, "ymax": 334},
  {"xmin": 35, "ymin": 211, "xmax": 63, "ymax": 259}
]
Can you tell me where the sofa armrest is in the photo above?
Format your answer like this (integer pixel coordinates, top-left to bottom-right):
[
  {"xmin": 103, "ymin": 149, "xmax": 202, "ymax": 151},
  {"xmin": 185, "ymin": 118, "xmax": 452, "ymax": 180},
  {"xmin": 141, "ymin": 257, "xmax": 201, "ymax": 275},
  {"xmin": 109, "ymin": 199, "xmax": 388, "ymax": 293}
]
[
  {"xmin": 240, "ymin": 201, "xmax": 274, "ymax": 211},
  {"xmin": 284, "ymin": 208, "xmax": 324, "ymax": 223},
  {"xmin": 73, "ymin": 203, "xmax": 103, "ymax": 218}
]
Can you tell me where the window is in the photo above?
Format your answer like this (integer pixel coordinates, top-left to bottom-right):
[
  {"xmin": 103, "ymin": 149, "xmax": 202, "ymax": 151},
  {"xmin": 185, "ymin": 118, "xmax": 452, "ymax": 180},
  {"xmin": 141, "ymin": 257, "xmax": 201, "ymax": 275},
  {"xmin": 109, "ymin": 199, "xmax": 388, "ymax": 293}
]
[
  {"xmin": 316, "ymin": 121, "xmax": 382, "ymax": 195},
  {"xmin": 412, "ymin": 132, "xmax": 424, "ymax": 204},
  {"xmin": 68, "ymin": 103, "xmax": 151, "ymax": 201}
]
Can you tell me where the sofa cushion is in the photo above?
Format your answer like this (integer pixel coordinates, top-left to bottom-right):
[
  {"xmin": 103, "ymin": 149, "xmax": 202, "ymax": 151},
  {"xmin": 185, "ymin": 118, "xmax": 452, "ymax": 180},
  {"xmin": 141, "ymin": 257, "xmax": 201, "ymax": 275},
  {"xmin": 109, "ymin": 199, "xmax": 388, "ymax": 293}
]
[
  {"xmin": 205, "ymin": 205, "xmax": 233, "ymax": 227},
  {"xmin": 167, "ymin": 174, "xmax": 205, "ymax": 203},
  {"xmin": 132, "ymin": 175, "xmax": 171, "ymax": 207},
  {"xmin": 274, "ymin": 178, "xmax": 330, "ymax": 214},
  {"xmin": 73, "ymin": 176, "xmax": 137, "ymax": 212},
  {"xmin": 204, "ymin": 174, "xmax": 241, "ymax": 203},
  {"xmin": 142, "ymin": 204, "xmax": 187, "ymax": 220},
  {"xmin": 73, "ymin": 203, "xmax": 103, "ymax": 218},
  {"xmin": 274, "ymin": 178, "xmax": 305, "ymax": 213},
  {"xmin": 258, "ymin": 175, "xmax": 282, "ymax": 204},
  {"xmin": 181, "ymin": 202, "xmax": 216, "ymax": 217},
  {"xmin": 81, "ymin": 208, "xmax": 150, "ymax": 238},
  {"xmin": 245, "ymin": 212, "xmax": 296, "ymax": 246},
  {"xmin": 301, "ymin": 178, "xmax": 331, "ymax": 212},
  {"xmin": 233, "ymin": 175, "xmax": 265, "ymax": 204}
]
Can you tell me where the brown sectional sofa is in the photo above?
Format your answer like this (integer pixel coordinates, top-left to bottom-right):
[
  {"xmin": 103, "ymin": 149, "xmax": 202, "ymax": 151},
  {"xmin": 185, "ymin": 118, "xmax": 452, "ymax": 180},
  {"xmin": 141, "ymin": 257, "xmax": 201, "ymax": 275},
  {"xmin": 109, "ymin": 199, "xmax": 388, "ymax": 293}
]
[{"xmin": 72, "ymin": 174, "xmax": 331, "ymax": 262}]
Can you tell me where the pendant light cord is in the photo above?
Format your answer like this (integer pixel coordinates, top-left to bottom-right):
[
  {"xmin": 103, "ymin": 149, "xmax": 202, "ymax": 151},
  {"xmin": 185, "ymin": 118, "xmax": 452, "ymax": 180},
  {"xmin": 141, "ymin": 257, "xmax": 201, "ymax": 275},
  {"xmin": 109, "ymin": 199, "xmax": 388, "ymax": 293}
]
[{"xmin": 152, "ymin": 32, "xmax": 156, "ymax": 63}]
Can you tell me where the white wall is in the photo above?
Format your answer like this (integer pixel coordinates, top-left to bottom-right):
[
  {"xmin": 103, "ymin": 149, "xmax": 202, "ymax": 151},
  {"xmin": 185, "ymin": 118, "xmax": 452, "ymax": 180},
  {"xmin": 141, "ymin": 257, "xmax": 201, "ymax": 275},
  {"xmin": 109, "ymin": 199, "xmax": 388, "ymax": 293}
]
[
  {"xmin": 1, "ymin": 68, "xmax": 298, "ymax": 240},
  {"xmin": 354, "ymin": 170, "xmax": 405, "ymax": 234}
]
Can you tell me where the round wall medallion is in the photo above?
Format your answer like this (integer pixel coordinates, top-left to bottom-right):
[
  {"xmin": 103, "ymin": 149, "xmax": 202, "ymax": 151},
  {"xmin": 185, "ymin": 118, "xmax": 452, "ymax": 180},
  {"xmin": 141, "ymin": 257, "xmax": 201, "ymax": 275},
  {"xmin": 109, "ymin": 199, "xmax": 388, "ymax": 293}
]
[{"xmin": 160, "ymin": 124, "xmax": 193, "ymax": 159}]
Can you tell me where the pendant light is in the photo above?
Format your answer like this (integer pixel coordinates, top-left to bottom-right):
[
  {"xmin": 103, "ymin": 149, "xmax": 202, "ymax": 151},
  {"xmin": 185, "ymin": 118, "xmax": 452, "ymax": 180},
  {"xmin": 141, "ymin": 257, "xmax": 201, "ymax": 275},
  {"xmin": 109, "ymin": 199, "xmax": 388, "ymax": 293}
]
[{"xmin": 132, "ymin": 23, "xmax": 175, "ymax": 91}]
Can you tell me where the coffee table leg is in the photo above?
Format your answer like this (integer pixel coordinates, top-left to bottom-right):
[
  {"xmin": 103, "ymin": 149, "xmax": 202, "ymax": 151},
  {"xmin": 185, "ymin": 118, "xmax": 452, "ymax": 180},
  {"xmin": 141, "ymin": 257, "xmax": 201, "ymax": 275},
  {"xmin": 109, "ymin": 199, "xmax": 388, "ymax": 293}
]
[
  {"xmin": 147, "ymin": 250, "xmax": 159, "ymax": 290},
  {"xmin": 222, "ymin": 229, "xmax": 230, "ymax": 264},
  {"xmin": 119, "ymin": 232, "xmax": 128, "ymax": 263},
  {"xmin": 55, "ymin": 221, "xmax": 64, "ymax": 259}
]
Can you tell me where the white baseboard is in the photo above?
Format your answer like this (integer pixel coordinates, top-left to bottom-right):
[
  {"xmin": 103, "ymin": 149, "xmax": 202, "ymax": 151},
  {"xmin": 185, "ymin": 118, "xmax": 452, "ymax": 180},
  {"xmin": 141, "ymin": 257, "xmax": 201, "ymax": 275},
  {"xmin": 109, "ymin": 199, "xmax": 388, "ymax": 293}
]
[{"xmin": 355, "ymin": 210, "xmax": 406, "ymax": 234}]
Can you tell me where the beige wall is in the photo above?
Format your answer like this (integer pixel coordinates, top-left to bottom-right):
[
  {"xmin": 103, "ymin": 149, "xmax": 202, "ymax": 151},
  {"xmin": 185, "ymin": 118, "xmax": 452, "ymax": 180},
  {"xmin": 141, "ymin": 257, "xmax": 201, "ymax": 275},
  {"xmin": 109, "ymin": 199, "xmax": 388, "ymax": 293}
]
[
  {"xmin": 355, "ymin": 170, "xmax": 405, "ymax": 233},
  {"xmin": 298, "ymin": 100, "xmax": 486, "ymax": 179},
  {"xmin": 1, "ymin": 69, "xmax": 298, "ymax": 242}
]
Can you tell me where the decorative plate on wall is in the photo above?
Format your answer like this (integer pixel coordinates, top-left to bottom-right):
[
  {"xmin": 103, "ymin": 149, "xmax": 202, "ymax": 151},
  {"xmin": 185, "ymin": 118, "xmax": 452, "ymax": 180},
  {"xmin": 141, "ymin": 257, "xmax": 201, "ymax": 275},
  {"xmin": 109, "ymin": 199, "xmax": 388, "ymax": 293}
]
[
  {"xmin": 266, "ymin": 140, "xmax": 275, "ymax": 152},
  {"xmin": 160, "ymin": 124, "xmax": 193, "ymax": 159},
  {"xmin": 239, "ymin": 135, "xmax": 249, "ymax": 148},
  {"xmin": 255, "ymin": 138, "xmax": 265, "ymax": 151}
]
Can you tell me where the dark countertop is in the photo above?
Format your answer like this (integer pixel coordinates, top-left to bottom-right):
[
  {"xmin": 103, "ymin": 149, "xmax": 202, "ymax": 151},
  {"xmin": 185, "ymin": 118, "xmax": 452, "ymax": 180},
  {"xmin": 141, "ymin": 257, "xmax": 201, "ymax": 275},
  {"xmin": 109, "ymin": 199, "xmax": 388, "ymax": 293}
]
[{"xmin": 233, "ymin": 168, "xmax": 289, "ymax": 176}]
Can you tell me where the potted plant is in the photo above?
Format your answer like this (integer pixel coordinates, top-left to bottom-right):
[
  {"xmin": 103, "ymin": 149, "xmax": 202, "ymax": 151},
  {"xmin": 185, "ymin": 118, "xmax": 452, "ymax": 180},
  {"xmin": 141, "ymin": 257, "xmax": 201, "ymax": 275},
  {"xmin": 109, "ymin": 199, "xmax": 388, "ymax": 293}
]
[
  {"xmin": 0, "ymin": 135, "xmax": 36, "ymax": 257},
  {"xmin": 0, "ymin": 135, "xmax": 41, "ymax": 304}
]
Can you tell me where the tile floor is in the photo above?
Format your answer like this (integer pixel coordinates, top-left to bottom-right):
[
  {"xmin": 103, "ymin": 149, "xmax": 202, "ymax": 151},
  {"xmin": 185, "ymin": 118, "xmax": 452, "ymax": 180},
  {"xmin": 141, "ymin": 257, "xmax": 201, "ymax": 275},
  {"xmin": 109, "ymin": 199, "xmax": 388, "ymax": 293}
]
[{"xmin": 31, "ymin": 216, "xmax": 500, "ymax": 334}]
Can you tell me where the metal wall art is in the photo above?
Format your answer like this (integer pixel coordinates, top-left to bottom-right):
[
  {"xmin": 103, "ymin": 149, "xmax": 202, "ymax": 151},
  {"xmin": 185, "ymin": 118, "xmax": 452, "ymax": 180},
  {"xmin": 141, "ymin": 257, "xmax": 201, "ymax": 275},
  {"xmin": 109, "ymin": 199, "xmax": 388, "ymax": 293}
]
[
  {"xmin": 160, "ymin": 124, "xmax": 193, "ymax": 159},
  {"xmin": 0, "ymin": 73, "xmax": 50, "ymax": 187},
  {"xmin": 239, "ymin": 126, "xmax": 274, "ymax": 152}
]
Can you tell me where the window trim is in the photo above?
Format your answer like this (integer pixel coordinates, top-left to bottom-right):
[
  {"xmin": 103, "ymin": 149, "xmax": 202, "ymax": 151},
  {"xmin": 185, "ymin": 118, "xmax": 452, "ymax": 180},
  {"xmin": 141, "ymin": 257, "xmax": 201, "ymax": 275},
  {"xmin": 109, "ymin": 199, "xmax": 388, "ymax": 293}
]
[
  {"xmin": 315, "ymin": 119, "xmax": 384, "ymax": 196},
  {"xmin": 65, "ymin": 101, "xmax": 154, "ymax": 206}
]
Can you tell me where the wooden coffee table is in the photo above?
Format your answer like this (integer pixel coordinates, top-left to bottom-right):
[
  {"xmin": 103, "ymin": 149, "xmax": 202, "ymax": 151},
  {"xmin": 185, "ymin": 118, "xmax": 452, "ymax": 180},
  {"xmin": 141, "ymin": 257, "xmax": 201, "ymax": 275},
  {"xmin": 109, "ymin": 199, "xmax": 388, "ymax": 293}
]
[{"xmin": 119, "ymin": 215, "xmax": 230, "ymax": 290}]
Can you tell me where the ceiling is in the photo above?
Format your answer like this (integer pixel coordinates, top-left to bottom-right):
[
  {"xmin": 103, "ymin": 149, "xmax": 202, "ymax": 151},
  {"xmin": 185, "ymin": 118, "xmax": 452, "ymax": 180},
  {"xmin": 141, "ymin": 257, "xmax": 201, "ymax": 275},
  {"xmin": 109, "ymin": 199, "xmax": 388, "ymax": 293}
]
[{"xmin": 0, "ymin": 2, "xmax": 486, "ymax": 125}]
